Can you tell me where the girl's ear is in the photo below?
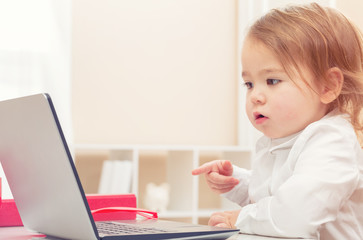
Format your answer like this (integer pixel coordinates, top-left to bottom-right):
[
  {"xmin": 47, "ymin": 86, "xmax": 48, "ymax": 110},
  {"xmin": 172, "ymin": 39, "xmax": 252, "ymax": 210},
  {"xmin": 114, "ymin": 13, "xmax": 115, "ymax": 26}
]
[{"xmin": 320, "ymin": 67, "xmax": 344, "ymax": 104}]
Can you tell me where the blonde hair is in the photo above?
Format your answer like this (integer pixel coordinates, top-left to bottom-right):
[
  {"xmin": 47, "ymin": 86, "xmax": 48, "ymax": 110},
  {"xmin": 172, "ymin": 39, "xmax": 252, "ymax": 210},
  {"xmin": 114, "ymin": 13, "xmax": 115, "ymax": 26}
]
[{"xmin": 247, "ymin": 3, "xmax": 363, "ymax": 145}]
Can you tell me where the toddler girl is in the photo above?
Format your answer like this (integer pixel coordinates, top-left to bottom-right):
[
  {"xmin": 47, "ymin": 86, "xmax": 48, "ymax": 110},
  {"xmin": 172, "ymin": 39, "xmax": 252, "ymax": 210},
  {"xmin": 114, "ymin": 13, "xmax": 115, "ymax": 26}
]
[{"xmin": 192, "ymin": 3, "xmax": 363, "ymax": 239}]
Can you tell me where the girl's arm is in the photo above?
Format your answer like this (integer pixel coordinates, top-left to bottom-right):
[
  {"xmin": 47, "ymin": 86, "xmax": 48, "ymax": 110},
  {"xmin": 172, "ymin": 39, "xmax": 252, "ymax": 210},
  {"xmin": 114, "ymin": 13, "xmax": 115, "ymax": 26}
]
[{"xmin": 221, "ymin": 166, "xmax": 251, "ymax": 206}]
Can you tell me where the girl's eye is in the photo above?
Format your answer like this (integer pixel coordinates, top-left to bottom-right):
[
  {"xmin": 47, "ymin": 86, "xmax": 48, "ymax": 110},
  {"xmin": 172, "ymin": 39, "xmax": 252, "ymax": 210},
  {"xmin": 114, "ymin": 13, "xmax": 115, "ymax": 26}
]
[
  {"xmin": 244, "ymin": 82, "xmax": 253, "ymax": 89},
  {"xmin": 266, "ymin": 79, "xmax": 281, "ymax": 85}
]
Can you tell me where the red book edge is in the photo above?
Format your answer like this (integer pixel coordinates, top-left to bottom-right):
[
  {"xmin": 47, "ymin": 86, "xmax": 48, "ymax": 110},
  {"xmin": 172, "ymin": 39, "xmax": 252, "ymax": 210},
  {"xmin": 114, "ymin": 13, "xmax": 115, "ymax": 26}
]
[{"xmin": 0, "ymin": 194, "xmax": 137, "ymax": 227}]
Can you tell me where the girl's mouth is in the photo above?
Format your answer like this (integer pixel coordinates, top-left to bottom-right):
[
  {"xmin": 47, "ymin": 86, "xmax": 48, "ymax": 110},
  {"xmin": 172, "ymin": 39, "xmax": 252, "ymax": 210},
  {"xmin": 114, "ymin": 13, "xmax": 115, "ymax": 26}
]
[
  {"xmin": 254, "ymin": 112, "xmax": 268, "ymax": 124},
  {"xmin": 254, "ymin": 112, "xmax": 265, "ymax": 119},
  {"xmin": 255, "ymin": 114, "xmax": 265, "ymax": 119}
]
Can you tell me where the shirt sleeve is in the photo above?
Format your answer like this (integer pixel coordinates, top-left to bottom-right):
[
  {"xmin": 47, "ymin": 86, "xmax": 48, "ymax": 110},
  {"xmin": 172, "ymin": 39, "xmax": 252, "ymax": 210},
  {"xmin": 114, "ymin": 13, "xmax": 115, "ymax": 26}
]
[
  {"xmin": 234, "ymin": 121, "xmax": 361, "ymax": 238},
  {"xmin": 221, "ymin": 165, "xmax": 251, "ymax": 206}
]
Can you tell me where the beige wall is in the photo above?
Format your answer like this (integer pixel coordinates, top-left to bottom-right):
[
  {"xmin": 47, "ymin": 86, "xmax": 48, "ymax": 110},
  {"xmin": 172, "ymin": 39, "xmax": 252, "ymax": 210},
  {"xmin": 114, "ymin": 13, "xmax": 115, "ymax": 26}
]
[
  {"xmin": 337, "ymin": 0, "xmax": 363, "ymax": 31},
  {"xmin": 336, "ymin": 0, "xmax": 363, "ymax": 146},
  {"xmin": 71, "ymin": 0, "xmax": 363, "ymax": 146},
  {"xmin": 72, "ymin": 0, "xmax": 239, "ymax": 145}
]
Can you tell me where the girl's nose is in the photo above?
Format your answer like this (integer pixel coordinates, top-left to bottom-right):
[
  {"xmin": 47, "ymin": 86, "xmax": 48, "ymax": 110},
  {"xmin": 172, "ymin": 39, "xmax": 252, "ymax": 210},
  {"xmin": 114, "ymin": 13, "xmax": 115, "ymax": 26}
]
[{"xmin": 249, "ymin": 89, "xmax": 266, "ymax": 104}]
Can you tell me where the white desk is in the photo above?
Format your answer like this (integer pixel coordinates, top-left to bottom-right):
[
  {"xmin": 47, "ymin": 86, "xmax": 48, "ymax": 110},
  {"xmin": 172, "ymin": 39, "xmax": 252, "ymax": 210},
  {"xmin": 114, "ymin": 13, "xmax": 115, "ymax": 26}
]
[
  {"xmin": 228, "ymin": 233, "xmax": 305, "ymax": 240},
  {"xmin": 0, "ymin": 226, "xmax": 308, "ymax": 240}
]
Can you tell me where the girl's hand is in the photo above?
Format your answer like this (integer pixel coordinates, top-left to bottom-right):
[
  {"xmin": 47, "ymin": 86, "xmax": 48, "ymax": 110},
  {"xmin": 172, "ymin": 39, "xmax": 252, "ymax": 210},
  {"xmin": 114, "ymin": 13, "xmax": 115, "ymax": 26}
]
[
  {"xmin": 208, "ymin": 209, "xmax": 241, "ymax": 229},
  {"xmin": 191, "ymin": 160, "xmax": 239, "ymax": 194}
]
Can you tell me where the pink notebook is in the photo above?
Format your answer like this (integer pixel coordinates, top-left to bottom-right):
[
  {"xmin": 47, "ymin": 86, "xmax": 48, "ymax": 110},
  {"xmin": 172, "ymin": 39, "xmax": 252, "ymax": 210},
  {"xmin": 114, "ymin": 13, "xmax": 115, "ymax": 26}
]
[{"xmin": 0, "ymin": 193, "xmax": 137, "ymax": 227}]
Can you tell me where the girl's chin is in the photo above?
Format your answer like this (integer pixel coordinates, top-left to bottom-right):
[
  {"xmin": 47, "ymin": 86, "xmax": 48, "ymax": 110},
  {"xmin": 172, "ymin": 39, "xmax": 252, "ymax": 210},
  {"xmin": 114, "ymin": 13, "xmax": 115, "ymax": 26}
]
[
  {"xmin": 263, "ymin": 130, "xmax": 300, "ymax": 139},
  {"xmin": 257, "ymin": 129, "xmax": 289, "ymax": 139}
]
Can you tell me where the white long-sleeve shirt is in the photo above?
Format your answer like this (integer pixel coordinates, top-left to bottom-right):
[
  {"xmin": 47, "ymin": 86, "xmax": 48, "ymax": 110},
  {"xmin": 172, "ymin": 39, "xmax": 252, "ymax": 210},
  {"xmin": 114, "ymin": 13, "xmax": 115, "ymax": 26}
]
[{"xmin": 223, "ymin": 111, "xmax": 363, "ymax": 239}]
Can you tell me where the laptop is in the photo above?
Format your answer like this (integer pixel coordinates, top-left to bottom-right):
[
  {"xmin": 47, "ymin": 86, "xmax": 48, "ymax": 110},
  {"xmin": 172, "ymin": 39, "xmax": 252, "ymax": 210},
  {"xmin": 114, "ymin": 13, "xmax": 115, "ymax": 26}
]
[{"xmin": 0, "ymin": 93, "xmax": 239, "ymax": 240}]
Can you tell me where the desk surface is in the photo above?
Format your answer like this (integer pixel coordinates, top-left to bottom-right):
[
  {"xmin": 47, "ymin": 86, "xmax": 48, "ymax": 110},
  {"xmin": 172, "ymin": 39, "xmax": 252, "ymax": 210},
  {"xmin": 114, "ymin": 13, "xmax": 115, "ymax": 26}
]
[{"xmin": 0, "ymin": 226, "xmax": 306, "ymax": 240}]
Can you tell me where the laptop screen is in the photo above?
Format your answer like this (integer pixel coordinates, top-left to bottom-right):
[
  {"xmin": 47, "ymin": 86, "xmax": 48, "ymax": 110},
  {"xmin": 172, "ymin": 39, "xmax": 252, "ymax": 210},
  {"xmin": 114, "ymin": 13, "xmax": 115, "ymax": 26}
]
[{"xmin": 0, "ymin": 93, "xmax": 99, "ymax": 239}]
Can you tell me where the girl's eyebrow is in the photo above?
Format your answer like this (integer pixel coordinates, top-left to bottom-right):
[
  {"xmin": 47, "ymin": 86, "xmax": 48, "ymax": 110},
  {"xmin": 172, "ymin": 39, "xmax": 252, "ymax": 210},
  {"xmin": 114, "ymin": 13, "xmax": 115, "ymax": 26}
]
[
  {"xmin": 261, "ymin": 68, "xmax": 285, "ymax": 74},
  {"xmin": 242, "ymin": 68, "xmax": 285, "ymax": 78}
]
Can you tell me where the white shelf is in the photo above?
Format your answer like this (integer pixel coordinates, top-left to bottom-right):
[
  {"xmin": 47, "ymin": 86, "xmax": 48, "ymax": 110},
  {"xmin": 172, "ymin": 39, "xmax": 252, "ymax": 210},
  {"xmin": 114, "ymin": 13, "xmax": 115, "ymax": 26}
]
[{"xmin": 73, "ymin": 144, "xmax": 252, "ymax": 224}]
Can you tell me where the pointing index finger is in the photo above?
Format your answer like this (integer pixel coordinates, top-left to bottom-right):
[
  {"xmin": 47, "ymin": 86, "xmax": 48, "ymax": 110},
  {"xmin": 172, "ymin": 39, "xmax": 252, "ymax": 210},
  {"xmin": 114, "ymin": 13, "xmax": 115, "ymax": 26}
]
[{"xmin": 191, "ymin": 162, "xmax": 213, "ymax": 175}]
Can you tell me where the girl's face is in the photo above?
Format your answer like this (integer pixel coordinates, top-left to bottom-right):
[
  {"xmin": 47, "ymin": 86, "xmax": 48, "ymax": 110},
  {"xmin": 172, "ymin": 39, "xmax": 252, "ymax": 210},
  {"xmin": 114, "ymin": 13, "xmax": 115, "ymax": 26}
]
[{"xmin": 242, "ymin": 37, "xmax": 329, "ymax": 139}]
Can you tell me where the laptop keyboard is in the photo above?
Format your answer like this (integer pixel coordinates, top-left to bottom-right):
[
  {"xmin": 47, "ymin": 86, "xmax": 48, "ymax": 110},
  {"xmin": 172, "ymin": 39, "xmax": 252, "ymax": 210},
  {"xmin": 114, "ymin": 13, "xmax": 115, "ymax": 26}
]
[{"xmin": 96, "ymin": 221, "xmax": 173, "ymax": 235}]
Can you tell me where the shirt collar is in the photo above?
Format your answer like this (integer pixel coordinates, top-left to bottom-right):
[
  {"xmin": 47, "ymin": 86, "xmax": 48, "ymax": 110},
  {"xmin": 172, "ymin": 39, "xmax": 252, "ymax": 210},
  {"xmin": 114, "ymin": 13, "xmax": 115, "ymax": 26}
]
[{"xmin": 268, "ymin": 131, "xmax": 301, "ymax": 154}]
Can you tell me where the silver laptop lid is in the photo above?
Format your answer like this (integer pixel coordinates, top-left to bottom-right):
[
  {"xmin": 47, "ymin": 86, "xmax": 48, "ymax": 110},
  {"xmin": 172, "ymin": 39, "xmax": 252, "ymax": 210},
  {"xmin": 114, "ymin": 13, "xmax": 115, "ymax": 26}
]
[{"xmin": 0, "ymin": 93, "xmax": 99, "ymax": 240}]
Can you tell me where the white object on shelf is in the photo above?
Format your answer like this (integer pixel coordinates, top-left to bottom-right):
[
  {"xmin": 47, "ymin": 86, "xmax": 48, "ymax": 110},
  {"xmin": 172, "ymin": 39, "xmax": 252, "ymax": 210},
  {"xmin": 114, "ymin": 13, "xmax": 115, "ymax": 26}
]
[
  {"xmin": 98, "ymin": 160, "xmax": 132, "ymax": 194},
  {"xmin": 143, "ymin": 182, "xmax": 170, "ymax": 212},
  {"xmin": 98, "ymin": 160, "xmax": 113, "ymax": 194}
]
